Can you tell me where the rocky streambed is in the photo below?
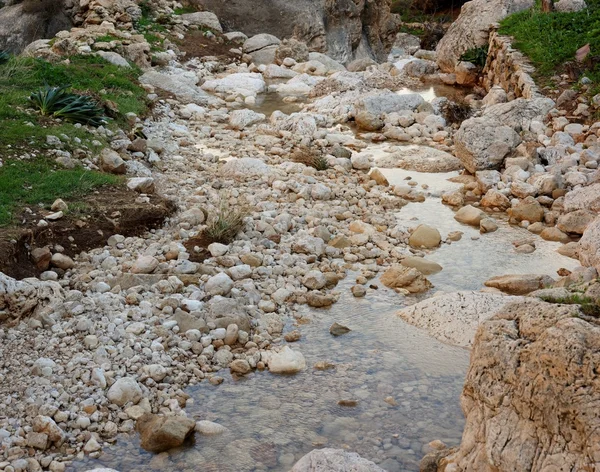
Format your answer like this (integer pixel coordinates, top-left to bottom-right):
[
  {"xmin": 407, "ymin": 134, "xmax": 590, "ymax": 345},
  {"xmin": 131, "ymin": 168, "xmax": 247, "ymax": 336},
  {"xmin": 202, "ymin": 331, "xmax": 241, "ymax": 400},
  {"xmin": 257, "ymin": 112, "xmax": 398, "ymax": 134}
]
[{"xmin": 2, "ymin": 2, "xmax": 600, "ymax": 472}]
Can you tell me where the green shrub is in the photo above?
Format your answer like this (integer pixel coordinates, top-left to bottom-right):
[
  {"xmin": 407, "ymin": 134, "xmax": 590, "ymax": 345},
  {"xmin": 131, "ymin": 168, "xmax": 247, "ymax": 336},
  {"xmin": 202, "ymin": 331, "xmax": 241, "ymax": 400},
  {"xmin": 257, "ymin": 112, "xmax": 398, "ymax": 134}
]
[
  {"xmin": 29, "ymin": 85, "xmax": 107, "ymax": 126},
  {"xmin": 459, "ymin": 46, "xmax": 488, "ymax": 68}
]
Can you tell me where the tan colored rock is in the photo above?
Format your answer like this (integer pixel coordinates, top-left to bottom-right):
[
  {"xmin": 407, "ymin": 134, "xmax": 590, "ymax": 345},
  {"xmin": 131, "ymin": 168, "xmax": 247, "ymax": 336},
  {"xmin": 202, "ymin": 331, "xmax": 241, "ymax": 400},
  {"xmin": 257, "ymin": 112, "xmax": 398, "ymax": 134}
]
[
  {"xmin": 136, "ymin": 414, "xmax": 196, "ymax": 453},
  {"xmin": 509, "ymin": 196, "xmax": 544, "ymax": 223},
  {"xmin": 381, "ymin": 265, "xmax": 433, "ymax": 293},
  {"xmin": 454, "ymin": 205, "xmax": 485, "ymax": 226},
  {"xmin": 557, "ymin": 210, "xmax": 596, "ymax": 235},
  {"xmin": 440, "ymin": 299, "xmax": 600, "ymax": 472},
  {"xmin": 368, "ymin": 168, "xmax": 389, "ymax": 186},
  {"xmin": 540, "ymin": 227, "xmax": 571, "ymax": 243},
  {"xmin": 409, "ymin": 224, "xmax": 441, "ymax": 249},
  {"xmin": 400, "ymin": 256, "xmax": 442, "ymax": 275},
  {"xmin": 484, "ymin": 274, "xmax": 554, "ymax": 295},
  {"xmin": 579, "ymin": 215, "xmax": 600, "ymax": 272},
  {"xmin": 479, "ymin": 217, "xmax": 498, "ymax": 233}
]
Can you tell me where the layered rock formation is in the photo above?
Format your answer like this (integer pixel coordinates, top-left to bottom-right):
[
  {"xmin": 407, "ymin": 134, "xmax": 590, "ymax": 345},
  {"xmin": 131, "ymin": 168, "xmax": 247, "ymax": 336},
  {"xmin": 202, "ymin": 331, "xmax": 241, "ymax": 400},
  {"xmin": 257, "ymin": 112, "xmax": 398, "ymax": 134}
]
[
  {"xmin": 193, "ymin": 0, "xmax": 399, "ymax": 64},
  {"xmin": 0, "ymin": 0, "xmax": 72, "ymax": 52},
  {"xmin": 438, "ymin": 299, "xmax": 600, "ymax": 471}
]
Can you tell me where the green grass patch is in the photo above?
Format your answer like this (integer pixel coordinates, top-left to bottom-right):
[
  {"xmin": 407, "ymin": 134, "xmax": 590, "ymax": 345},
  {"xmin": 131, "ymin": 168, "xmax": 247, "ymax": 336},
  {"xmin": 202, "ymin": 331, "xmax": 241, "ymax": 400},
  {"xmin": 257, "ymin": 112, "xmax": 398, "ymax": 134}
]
[
  {"xmin": 94, "ymin": 35, "xmax": 121, "ymax": 43},
  {"xmin": 540, "ymin": 293, "xmax": 600, "ymax": 317},
  {"xmin": 173, "ymin": 6, "xmax": 197, "ymax": 14},
  {"xmin": 0, "ymin": 158, "xmax": 120, "ymax": 226},
  {"xmin": 500, "ymin": 0, "xmax": 600, "ymax": 88},
  {"xmin": 0, "ymin": 54, "xmax": 148, "ymax": 152}
]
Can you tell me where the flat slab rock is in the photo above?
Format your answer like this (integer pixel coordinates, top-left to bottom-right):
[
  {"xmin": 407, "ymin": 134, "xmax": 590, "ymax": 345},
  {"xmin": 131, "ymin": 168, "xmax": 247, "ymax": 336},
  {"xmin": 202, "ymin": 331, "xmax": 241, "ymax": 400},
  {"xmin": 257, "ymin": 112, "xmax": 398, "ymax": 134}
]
[
  {"xmin": 291, "ymin": 448, "xmax": 385, "ymax": 472},
  {"xmin": 397, "ymin": 291, "xmax": 525, "ymax": 348},
  {"xmin": 376, "ymin": 145, "xmax": 463, "ymax": 173}
]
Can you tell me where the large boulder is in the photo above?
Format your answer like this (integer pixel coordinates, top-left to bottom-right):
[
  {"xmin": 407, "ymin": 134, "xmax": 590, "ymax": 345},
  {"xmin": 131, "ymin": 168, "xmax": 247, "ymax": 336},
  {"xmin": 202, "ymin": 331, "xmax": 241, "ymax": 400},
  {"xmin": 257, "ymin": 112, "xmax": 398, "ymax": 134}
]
[
  {"xmin": 180, "ymin": 11, "xmax": 222, "ymax": 32},
  {"xmin": 483, "ymin": 97, "xmax": 555, "ymax": 132},
  {"xmin": 436, "ymin": 0, "xmax": 534, "ymax": 72},
  {"xmin": 201, "ymin": 72, "xmax": 266, "ymax": 98},
  {"xmin": 579, "ymin": 215, "xmax": 600, "ymax": 273},
  {"xmin": 195, "ymin": 0, "xmax": 398, "ymax": 64},
  {"xmin": 397, "ymin": 291, "xmax": 525, "ymax": 347},
  {"xmin": 0, "ymin": 273, "xmax": 63, "ymax": 325},
  {"xmin": 291, "ymin": 448, "xmax": 385, "ymax": 471},
  {"xmin": 439, "ymin": 299, "xmax": 600, "ymax": 471},
  {"xmin": 136, "ymin": 414, "xmax": 196, "ymax": 453},
  {"xmin": 454, "ymin": 117, "xmax": 521, "ymax": 173},
  {"xmin": 484, "ymin": 273, "xmax": 554, "ymax": 295},
  {"xmin": 0, "ymin": 2, "xmax": 72, "ymax": 53},
  {"xmin": 353, "ymin": 91, "xmax": 424, "ymax": 131},
  {"xmin": 139, "ymin": 71, "xmax": 215, "ymax": 105},
  {"xmin": 380, "ymin": 265, "xmax": 433, "ymax": 293},
  {"xmin": 563, "ymin": 183, "xmax": 600, "ymax": 213},
  {"xmin": 376, "ymin": 145, "xmax": 463, "ymax": 172}
]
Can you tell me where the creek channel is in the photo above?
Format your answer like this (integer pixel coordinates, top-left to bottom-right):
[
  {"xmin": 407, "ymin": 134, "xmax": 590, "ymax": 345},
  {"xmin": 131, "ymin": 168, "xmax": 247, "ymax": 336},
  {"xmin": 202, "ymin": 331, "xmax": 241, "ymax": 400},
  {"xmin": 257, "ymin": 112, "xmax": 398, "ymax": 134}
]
[{"xmin": 71, "ymin": 85, "xmax": 578, "ymax": 472}]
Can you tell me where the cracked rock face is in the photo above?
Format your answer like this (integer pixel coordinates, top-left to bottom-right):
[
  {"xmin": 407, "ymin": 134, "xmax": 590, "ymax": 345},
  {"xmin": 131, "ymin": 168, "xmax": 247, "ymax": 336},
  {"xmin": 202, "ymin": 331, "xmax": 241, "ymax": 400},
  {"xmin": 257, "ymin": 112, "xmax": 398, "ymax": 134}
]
[
  {"xmin": 440, "ymin": 299, "xmax": 600, "ymax": 471},
  {"xmin": 195, "ymin": 0, "xmax": 398, "ymax": 64}
]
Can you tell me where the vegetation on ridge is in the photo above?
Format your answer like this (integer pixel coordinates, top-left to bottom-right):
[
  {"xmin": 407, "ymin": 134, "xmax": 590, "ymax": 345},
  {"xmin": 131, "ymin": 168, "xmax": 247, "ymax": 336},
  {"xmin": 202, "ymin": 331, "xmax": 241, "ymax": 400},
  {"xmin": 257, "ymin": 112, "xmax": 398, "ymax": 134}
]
[{"xmin": 500, "ymin": 0, "xmax": 600, "ymax": 90}]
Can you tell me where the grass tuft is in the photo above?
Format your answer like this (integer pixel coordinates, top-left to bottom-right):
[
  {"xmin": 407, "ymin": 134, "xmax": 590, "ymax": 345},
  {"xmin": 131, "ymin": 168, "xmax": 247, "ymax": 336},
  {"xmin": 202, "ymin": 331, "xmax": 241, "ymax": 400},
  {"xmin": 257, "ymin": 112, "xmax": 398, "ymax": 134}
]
[
  {"xmin": 292, "ymin": 146, "xmax": 330, "ymax": 171},
  {"xmin": 204, "ymin": 195, "xmax": 251, "ymax": 244}
]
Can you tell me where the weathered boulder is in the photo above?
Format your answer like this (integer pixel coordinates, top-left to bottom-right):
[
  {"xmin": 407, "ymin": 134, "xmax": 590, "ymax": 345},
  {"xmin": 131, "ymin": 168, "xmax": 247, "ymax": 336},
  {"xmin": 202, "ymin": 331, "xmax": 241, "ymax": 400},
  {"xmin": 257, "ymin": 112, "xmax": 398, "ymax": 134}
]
[
  {"xmin": 0, "ymin": 273, "xmax": 63, "ymax": 325},
  {"xmin": 139, "ymin": 71, "xmax": 214, "ymax": 105},
  {"xmin": 220, "ymin": 157, "xmax": 271, "ymax": 179},
  {"xmin": 201, "ymin": 72, "xmax": 266, "ymax": 98},
  {"xmin": 409, "ymin": 224, "xmax": 441, "ymax": 249},
  {"xmin": 354, "ymin": 91, "xmax": 424, "ymax": 131},
  {"xmin": 381, "ymin": 265, "xmax": 433, "ymax": 293},
  {"xmin": 400, "ymin": 256, "xmax": 443, "ymax": 275},
  {"xmin": 0, "ymin": 2, "xmax": 72, "ymax": 53},
  {"xmin": 454, "ymin": 205, "xmax": 486, "ymax": 226},
  {"xmin": 554, "ymin": 0, "xmax": 587, "ymax": 12},
  {"xmin": 263, "ymin": 346, "xmax": 306, "ymax": 374},
  {"xmin": 509, "ymin": 196, "xmax": 544, "ymax": 223},
  {"xmin": 229, "ymin": 109, "xmax": 266, "ymax": 130},
  {"xmin": 454, "ymin": 117, "xmax": 521, "ymax": 173},
  {"xmin": 291, "ymin": 448, "xmax": 385, "ymax": 471},
  {"xmin": 376, "ymin": 145, "xmax": 462, "ymax": 172},
  {"xmin": 563, "ymin": 183, "xmax": 600, "ymax": 213},
  {"xmin": 439, "ymin": 299, "xmax": 600, "ymax": 471},
  {"xmin": 436, "ymin": 0, "xmax": 535, "ymax": 72},
  {"xmin": 483, "ymin": 97, "xmax": 555, "ymax": 131},
  {"xmin": 484, "ymin": 273, "xmax": 554, "ymax": 294},
  {"xmin": 579, "ymin": 215, "xmax": 600, "ymax": 273},
  {"xmin": 196, "ymin": 0, "xmax": 398, "ymax": 64},
  {"xmin": 180, "ymin": 11, "xmax": 222, "ymax": 32},
  {"xmin": 397, "ymin": 291, "xmax": 525, "ymax": 347},
  {"xmin": 136, "ymin": 414, "xmax": 196, "ymax": 453},
  {"xmin": 107, "ymin": 377, "xmax": 142, "ymax": 406}
]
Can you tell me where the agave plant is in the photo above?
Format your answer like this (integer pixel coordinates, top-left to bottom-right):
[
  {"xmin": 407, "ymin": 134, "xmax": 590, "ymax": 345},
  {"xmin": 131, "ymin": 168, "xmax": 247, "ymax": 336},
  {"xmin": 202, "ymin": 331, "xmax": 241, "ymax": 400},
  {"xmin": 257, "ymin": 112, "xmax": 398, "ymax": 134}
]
[
  {"xmin": 0, "ymin": 50, "xmax": 9, "ymax": 65},
  {"xmin": 29, "ymin": 85, "xmax": 107, "ymax": 126}
]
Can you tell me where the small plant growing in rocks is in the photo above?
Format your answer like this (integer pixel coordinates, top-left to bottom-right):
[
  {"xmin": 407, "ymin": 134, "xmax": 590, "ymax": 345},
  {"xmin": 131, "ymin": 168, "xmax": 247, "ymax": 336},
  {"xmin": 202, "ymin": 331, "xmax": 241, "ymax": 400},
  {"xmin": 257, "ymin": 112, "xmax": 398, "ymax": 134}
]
[
  {"xmin": 459, "ymin": 45, "xmax": 489, "ymax": 69},
  {"xmin": 291, "ymin": 146, "xmax": 330, "ymax": 171},
  {"xmin": 204, "ymin": 194, "xmax": 250, "ymax": 244},
  {"xmin": 441, "ymin": 98, "xmax": 473, "ymax": 126}
]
